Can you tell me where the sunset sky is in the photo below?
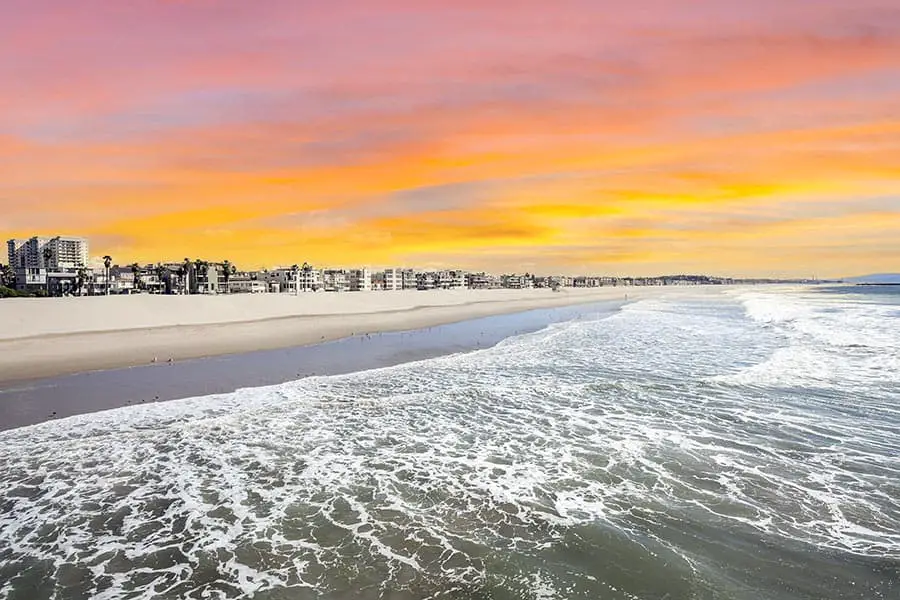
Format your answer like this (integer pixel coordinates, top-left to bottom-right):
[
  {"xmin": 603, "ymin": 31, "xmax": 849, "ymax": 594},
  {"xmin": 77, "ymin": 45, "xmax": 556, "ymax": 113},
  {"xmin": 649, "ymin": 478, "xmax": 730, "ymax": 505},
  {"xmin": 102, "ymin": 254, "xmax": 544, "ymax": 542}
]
[{"xmin": 2, "ymin": 0, "xmax": 898, "ymax": 277}]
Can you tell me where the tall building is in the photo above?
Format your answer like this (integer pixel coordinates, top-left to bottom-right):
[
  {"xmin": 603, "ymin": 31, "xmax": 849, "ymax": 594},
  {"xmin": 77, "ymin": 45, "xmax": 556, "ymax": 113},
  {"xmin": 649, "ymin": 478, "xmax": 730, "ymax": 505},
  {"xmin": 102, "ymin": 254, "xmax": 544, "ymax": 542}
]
[{"xmin": 7, "ymin": 236, "xmax": 89, "ymax": 291}]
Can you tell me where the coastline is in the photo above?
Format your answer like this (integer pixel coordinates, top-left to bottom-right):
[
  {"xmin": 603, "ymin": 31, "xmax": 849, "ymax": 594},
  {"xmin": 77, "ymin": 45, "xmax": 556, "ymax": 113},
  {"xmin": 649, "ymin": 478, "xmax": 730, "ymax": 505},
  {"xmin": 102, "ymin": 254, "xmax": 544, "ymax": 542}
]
[
  {"xmin": 0, "ymin": 300, "xmax": 622, "ymax": 431},
  {"xmin": 0, "ymin": 288, "xmax": 650, "ymax": 384}
]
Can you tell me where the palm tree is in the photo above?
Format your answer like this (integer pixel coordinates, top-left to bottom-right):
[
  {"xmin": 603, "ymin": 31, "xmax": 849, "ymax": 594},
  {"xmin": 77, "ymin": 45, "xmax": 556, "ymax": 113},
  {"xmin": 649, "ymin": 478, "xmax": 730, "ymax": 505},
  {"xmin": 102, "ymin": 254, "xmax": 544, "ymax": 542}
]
[
  {"xmin": 291, "ymin": 264, "xmax": 300, "ymax": 295},
  {"xmin": 129, "ymin": 263, "xmax": 141, "ymax": 292},
  {"xmin": 0, "ymin": 263, "xmax": 12, "ymax": 289},
  {"xmin": 182, "ymin": 258, "xmax": 192, "ymax": 295},
  {"xmin": 192, "ymin": 259, "xmax": 203, "ymax": 294},
  {"xmin": 177, "ymin": 265, "xmax": 186, "ymax": 294},
  {"xmin": 222, "ymin": 260, "xmax": 231, "ymax": 293},
  {"xmin": 302, "ymin": 262, "xmax": 316, "ymax": 292},
  {"xmin": 76, "ymin": 267, "xmax": 87, "ymax": 296},
  {"xmin": 155, "ymin": 263, "xmax": 167, "ymax": 294},
  {"xmin": 42, "ymin": 246, "xmax": 54, "ymax": 295},
  {"xmin": 102, "ymin": 255, "xmax": 112, "ymax": 295},
  {"xmin": 203, "ymin": 260, "xmax": 211, "ymax": 293},
  {"xmin": 195, "ymin": 260, "xmax": 209, "ymax": 293}
]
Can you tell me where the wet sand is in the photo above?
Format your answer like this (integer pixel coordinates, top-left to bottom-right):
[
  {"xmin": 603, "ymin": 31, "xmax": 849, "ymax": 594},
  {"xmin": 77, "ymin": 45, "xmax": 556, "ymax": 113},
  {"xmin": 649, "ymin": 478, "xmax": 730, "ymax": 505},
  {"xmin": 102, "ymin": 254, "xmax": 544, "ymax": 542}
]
[
  {"xmin": 0, "ymin": 301, "xmax": 621, "ymax": 431},
  {"xmin": 0, "ymin": 288, "xmax": 641, "ymax": 384}
]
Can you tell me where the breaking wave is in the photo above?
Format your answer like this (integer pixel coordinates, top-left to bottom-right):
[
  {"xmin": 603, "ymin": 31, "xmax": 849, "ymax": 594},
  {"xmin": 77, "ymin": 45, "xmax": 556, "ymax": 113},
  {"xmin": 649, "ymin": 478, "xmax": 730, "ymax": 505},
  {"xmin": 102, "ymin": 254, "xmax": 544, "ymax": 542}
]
[{"xmin": 1, "ymin": 288, "xmax": 898, "ymax": 599}]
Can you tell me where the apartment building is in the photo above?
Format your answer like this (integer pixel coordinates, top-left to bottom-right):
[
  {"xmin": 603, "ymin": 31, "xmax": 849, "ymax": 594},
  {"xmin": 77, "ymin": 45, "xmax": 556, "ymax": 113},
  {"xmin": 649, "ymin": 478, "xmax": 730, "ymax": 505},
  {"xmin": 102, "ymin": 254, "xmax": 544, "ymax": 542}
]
[
  {"xmin": 259, "ymin": 268, "xmax": 293, "ymax": 293},
  {"xmin": 228, "ymin": 272, "xmax": 267, "ymax": 293},
  {"xmin": 416, "ymin": 271, "xmax": 437, "ymax": 290},
  {"xmin": 297, "ymin": 268, "xmax": 322, "ymax": 292},
  {"xmin": 466, "ymin": 272, "xmax": 500, "ymax": 289},
  {"xmin": 6, "ymin": 235, "xmax": 89, "ymax": 291},
  {"xmin": 348, "ymin": 268, "xmax": 372, "ymax": 292},
  {"xmin": 322, "ymin": 269, "xmax": 349, "ymax": 292},
  {"xmin": 501, "ymin": 274, "xmax": 535, "ymax": 289},
  {"xmin": 400, "ymin": 268, "xmax": 418, "ymax": 290},
  {"xmin": 383, "ymin": 268, "xmax": 402, "ymax": 291}
]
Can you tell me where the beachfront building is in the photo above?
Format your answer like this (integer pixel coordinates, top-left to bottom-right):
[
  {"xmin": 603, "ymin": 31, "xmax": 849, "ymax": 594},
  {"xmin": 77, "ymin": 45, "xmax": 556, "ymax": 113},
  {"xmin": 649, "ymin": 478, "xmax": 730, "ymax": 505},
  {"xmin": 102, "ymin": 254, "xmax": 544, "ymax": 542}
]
[
  {"xmin": 322, "ymin": 269, "xmax": 349, "ymax": 292},
  {"xmin": 134, "ymin": 267, "xmax": 165, "ymax": 294},
  {"xmin": 544, "ymin": 275, "xmax": 573, "ymax": 289},
  {"xmin": 501, "ymin": 274, "xmax": 535, "ymax": 289},
  {"xmin": 297, "ymin": 267, "xmax": 322, "ymax": 292},
  {"xmin": 259, "ymin": 264, "xmax": 321, "ymax": 294},
  {"xmin": 401, "ymin": 269, "xmax": 418, "ymax": 290},
  {"xmin": 444, "ymin": 270, "xmax": 467, "ymax": 289},
  {"xmin": 348, "ymin": 268, "xmax": 372, "ymax": 292},
  {"xmin": 259, "ymin": 268, "xmax": 293, "ymax": 294},
  {"xmin": 383, "ymin": 268, "xmax": 402, "ymax": 291},
  {"xmin": 6, "ymin": 235, "xmax": 89, "ymax": 293},
  {"xmin": 197, "ymin": 263, "xmax": 221, "ymax": 294},
  {"xmin": 228, "ymin": 272, "xmax": 266, "ymax": 293},
  {"xmin": 416, "ymin": 271, "xmax": 436, "ymax": 290},
  {"xmin": 415, "ymin": 270, "xmax": 463, "ymax": 290},
  {"xmin": 88, "ymin": 267, "xmax": 135, "ymax": 295},
  {"xmin": 466, "ymin": 272, "xmax": 500, "ymax": 289}
]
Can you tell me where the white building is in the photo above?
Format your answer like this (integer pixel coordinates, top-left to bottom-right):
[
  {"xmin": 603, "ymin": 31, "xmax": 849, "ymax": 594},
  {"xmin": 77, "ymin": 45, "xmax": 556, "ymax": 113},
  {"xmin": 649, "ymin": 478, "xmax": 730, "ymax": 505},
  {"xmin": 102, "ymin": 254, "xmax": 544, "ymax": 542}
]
[
  {"xmin": 384, "ymin": 268, "xmax": 402, "ymax": 291},
  {"xmin": 297, "ymin": 268, "xmax": 322, "ymax": 292},
  {"xmin": 501, "ymin": 274, "xmax": 534, "ymax": 289},
  {"xmin": 7, "ymin": 235, "xmax": 89, "ymax": 291},
  {"xmin": 322, "ymin": 269, "xmax": 349, "ymax": 292},
  {"xmin": 228, "ymin": 274, "xmax": 267, "ymax": 294},
  {"xmin": 259, "ymin": 266, "xmax": 322, "ymax": 293},
  {"xmin": 90, "ymin": 267, "xmax": 135, "ymax": 295},
  {"xmin": 438, "ymin": 270, "xmax": 466, "ymax": 289}
]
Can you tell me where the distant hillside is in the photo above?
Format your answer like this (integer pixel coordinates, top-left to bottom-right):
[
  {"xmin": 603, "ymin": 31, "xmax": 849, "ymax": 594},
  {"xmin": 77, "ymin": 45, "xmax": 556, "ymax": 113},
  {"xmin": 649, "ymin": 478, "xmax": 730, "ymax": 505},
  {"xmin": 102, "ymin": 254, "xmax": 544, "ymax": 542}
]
[{"xmin": 846, "ymin": 273, "xmax": 900, "ymax": 284}]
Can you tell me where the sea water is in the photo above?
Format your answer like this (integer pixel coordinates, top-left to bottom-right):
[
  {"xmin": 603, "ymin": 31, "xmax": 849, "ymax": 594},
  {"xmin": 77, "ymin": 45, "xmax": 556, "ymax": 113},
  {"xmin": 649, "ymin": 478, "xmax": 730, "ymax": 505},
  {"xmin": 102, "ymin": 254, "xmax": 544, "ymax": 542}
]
[{"xmin": 0, "ymin": 286, "xmax": 898, "ymax": 599}]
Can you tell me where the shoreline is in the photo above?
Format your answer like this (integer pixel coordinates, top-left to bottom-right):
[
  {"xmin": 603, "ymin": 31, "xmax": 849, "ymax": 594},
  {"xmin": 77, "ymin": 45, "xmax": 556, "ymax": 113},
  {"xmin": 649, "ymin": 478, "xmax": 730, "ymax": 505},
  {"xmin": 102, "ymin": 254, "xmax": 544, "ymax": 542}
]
[
  {"xmin": 0, "ymin": 288, "xmax": 647, "ymax": 384},
  {"xmin": 0, "ymin": 300, "xmax": 624, "ymax": 431}
]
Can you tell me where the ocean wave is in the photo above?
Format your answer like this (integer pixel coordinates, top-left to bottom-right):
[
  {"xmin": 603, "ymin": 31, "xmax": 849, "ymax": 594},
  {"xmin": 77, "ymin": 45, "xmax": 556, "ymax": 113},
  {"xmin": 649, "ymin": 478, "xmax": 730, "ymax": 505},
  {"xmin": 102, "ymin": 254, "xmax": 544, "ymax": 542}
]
[{"xmin": 1, "ymin": 291, "xmax": 898, "ymax": 599}]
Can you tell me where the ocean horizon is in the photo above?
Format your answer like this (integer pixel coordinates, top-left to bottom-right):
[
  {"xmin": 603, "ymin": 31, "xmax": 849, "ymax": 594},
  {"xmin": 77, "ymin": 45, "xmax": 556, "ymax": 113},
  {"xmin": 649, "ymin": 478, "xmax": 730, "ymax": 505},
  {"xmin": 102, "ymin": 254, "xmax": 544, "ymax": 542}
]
[{"xmin": 1, "ymin": 285, "xmax": 897, "ymax": 599}]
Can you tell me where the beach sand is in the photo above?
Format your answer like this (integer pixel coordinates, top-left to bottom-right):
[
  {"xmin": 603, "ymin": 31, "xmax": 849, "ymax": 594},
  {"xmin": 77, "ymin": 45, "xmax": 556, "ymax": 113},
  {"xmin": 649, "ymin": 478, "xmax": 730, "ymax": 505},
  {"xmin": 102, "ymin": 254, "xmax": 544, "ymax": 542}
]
[
  {"xmin": 0, "ymin": 301, "xmax": 622, "ymax": 430},
  {"xmin": 0, "ymin": 288, "xmax": 657, "ymax": 384}
]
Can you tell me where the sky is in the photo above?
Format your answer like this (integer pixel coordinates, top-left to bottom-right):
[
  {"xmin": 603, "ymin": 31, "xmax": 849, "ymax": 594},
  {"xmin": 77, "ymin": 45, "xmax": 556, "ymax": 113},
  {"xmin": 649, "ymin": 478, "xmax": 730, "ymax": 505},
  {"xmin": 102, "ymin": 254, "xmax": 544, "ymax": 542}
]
[{"xmin": 1, "ymin": 0, "xmax": 898, "ymax": 277}]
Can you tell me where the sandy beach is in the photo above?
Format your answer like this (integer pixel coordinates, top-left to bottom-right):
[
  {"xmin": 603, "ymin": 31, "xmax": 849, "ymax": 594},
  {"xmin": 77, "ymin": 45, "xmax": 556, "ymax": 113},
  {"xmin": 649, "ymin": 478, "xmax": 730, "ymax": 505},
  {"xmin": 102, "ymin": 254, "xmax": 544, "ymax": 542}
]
[{"xmin": 0, "ymin": 288, "xmax": 665, "ymax": 384}]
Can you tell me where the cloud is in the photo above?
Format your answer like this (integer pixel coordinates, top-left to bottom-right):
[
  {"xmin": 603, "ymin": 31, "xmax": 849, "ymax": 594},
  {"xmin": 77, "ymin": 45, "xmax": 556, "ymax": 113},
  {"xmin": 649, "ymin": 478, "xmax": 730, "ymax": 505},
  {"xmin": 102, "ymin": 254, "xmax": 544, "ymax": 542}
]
[{"xmin": 1, "ymin": 0, "xmax": 899, "ymax": 276}]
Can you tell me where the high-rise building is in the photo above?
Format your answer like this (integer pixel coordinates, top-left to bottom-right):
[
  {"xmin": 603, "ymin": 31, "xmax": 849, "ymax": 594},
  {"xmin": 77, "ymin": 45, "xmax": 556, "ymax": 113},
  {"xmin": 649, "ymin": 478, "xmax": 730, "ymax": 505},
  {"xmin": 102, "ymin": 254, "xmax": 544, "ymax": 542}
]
[{"xmin": 6, "ymin": 235, "xmax": 89, "ymax": 290}]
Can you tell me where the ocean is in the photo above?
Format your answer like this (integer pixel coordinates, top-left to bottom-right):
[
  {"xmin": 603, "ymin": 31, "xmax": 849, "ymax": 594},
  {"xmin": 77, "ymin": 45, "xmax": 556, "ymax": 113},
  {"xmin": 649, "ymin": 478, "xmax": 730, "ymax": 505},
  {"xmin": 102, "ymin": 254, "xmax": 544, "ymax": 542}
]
[{"xmin": 0, "ymin": 286, "xmax": 898, "ymax": 599}]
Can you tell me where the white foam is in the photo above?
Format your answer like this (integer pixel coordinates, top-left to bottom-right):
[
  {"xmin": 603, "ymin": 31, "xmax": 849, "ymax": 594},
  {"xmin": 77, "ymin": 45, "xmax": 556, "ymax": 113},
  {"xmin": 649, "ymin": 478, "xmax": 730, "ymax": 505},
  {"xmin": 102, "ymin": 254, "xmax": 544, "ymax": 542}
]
[{"xmin": 1, "ymin": 291, "xmax": 898, "ymax": 598}]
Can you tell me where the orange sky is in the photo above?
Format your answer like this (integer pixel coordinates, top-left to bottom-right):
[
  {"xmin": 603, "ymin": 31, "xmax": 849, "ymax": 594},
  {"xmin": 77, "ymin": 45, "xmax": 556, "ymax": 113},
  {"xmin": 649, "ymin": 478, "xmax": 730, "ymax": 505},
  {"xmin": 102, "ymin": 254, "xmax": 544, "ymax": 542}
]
[{"xmin": 2, "ymin": 0, "xmax": 898, "ymax": 277}]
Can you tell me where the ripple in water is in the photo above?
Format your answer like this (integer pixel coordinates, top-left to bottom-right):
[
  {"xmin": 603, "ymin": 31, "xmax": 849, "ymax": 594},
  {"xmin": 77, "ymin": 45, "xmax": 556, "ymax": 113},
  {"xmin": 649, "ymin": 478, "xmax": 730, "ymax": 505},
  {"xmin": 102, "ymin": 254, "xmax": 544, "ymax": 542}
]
[{"xmin": 1, "ymin": 288, "xmax": 898, "ymax": 599}]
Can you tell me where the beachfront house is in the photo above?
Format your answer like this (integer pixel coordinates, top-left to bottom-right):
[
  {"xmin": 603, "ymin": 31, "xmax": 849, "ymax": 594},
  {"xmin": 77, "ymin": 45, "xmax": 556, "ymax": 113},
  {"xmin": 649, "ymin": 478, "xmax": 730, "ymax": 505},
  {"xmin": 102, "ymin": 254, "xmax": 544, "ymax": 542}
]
[
  {"xmin": 401, "ymin": 269, "xmax": 418, "ymax": 290},
  {"xmin": 228, "ymin": 271, "xmax": 266, "ymax": 293},
  {"xmin": 501, "ymin": 274, "xmax": 535, "ymax": 289},
  {"xmin": 259, "ymin": 267, "xmax": 293, "ymax": 293},
  {"xmin": 348, "ymin": 268, "xmax": 372, "ymax": 291},
  {"xmin": 416, "ymin": 272, "xmax": 436, "ymax": 290},
  {"xmin": 322, "ymin": 269, "xmax": 349, "ymax": 292},
  {"xmin": 466, "ymin": 272, "xmax": 499, "ymax": 289}
]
